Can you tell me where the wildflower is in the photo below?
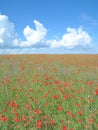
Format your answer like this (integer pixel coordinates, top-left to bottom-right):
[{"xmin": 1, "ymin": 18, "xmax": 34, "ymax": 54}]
[
  {"xmin": 44, "ymin": 102, "xmax": 48, "ymax": 107},
  {"xmin": 53, "ymin": 94, "xmax": 60, "ymax": 99},
  {"xmin": 76, "ymin": 103, "xmax": 80, "ymax": 107},
  {"xmin": 50, "ymin": 119, "xmax": 55, "ymax": 125},
  {"xmin": 36, "ymin": 120, "xmax": 42, "ymax": 129},
  {"xmin": 67, "ymin": 111, "xmax": 71, "ymax": 116},
  {"xmin": 34, "ymin": 110, "xmax": 41, "ymax": 114},
  {"xmin": 15, "ymin": 103, "xmax": 19, "ymax": 108},
  {"xmin": 58, "ymin": 106, "xmax": 63, "ymax": 111},
  {"xmin": 63, "ymin": 82, "xmax": 67, "ymax": 87},
  {"xmin": 22, "ymin": 116, "xmax": 27, "ymax": 121},
  {"xmin": 9, "ymin": 101, "xmax": 15, "ymax": 107},
  {"xmin": 64, "ymin": 93, "xmax": 68, "ymax": 100},
  {"xmin": 1, "ymin": 117, "xmax": 7, "ymax": 122},
  {"xmin": 15, "ymin": 112, "xmax": 19, "ymax": 117},
  {"xmin": 12, "ymin": 109, "xmax": 16, "ymax": 113},
  {"xmin": 14, "ymin": 117, "xmax": 20, "ymax": 122},
  {"xmin": 89, "ymin": 118, "xmax": 93, "ymax": 124},
  {"xmin": 85, "ymin": 124, "xmax": 89, "ymax": 128},
  {"xmin": 95, "ymin": 89, "xmax": 98, "ymax": 95},
  {"xmin": 78, "ymin": 119, "xmax": 82, "ymax": 123},
  {"xmin": 96, "ymin": 91, "xmax": 98, "ymax": 95},
  {"xmin": 26, "ymin": 102, "xmax": 30, "ymax": 109},
  {"xmin": 77, "ymin": 109, "xmax": 83, "ymax": 115},
  {"xmin": 62, "ymin": 126, "xmax": 67, "ymax": 130},
  {"xmin": 11, "ymin": 87, "xmax": 14, "ymax": 91}
]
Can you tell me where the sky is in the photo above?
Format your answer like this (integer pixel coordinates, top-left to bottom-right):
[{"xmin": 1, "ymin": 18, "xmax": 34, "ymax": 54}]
[{"xmin": 0, "ymin": 0, "xmax": 98, "ymax": 54}]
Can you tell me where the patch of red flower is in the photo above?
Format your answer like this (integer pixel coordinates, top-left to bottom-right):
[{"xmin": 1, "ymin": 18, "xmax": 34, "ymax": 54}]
[
  {"xmin": 14, "ymin": 117, "xmax": 21, "ymax": 122},
  {"xmin": 22, "ymin": 115, "xmax": 27, "ymax": 121},
  {"xmin": 9, "ymin": 101, "xmax": 15, "ymax": 107},
  {"xmin": 58, "ymin": 106, "xmax": 63, "ymax": 111},
  {"xmin": 26, "ymin": 102, "xmax": 30, "ymax": 109},
  {"xmin": 36, "ymin": 120, "xmax": 42, "ymax": 129},
  {"xmin": 77, "ymin": 109, "xmax": 83, "ymax": 115},
  {"xmin": 53, "ymin": 94, "xmax": 60, "ymax": 99},
  {"xmin": 0, "ymin": 117, "xmax": 7, "ymax": 122},
  {"xmin": 63, "ymin": 82, "xmax": 67, "ymax": 88},
  {"xmin": 62, "ymin": 126, "xmax": 67, "ymax": 130},
  {"xmin": 95, "ymin": 88, "xmax": 98, "ymax": 95},
  {"xmin": 50, "ymin": 119, "xmax": 55, "ymax": 125},
  {"xmin": 89, "ymin": 118, "xmax": 93, "ymax": 124},
  {"xmin": 67, "ymin": 111, "xmax": 71, "ymax": 116},
  {"xmin": 15, "ymin": 112, "xmax": 19, "ymax": 117},
  {"xmin": 78, "ymin": 119, "xmax": 82, "ymax": 123},
  {"xmin": 34, "ymin": 110, "xmax": 42, "ymax": 114},
  {"xmin": 64, "ymin": 93, "xmax": 68, "ymax": 100}
]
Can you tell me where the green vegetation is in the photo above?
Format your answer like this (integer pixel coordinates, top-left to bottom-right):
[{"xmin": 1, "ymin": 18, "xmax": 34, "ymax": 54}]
[{"xmin": 0, "ymin": 54, "xmax": 98, "ymax": 130}]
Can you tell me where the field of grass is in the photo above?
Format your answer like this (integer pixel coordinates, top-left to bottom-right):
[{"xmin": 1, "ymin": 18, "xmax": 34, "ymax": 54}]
[{"xmin": 0, "ymin": 54, "xmax": 98, "ymax": 130}]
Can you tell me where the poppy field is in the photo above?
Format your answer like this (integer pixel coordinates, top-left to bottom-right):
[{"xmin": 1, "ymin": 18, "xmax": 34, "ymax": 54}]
[{"xmin": 0, "ymin": 54, "xmax": 98, "ymax": 130}]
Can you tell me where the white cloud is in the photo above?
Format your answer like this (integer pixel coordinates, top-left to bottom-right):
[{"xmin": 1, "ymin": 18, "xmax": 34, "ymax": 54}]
[
  {"xmin": 0, "ymin": 14, "xmax": 93, "ymax": 54},
  {"xmin": 50, "ymin": 26, "xmax": 92, "ymax": 49},
  {"xmin": 20, "ymin": 20, "xmax": 47, "ymax": 47},
  {"xmin": 0, "ymin": 14, "xmax": 20, "ymax": 48}
]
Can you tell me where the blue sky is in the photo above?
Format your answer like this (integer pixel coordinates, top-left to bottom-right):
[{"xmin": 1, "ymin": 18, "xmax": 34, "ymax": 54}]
[{"xmin": 0, "ymin": 0, "xmax": 98, "ymax": 54}]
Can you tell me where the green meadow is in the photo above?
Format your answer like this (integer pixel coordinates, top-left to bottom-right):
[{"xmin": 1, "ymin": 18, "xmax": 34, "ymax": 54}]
[{"xmin": 0, "ymin": 54, "xmax": 98, "ymax": 130}]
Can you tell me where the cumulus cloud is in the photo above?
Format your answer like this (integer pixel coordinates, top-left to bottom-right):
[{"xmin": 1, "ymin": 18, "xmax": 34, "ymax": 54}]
[
  {"xmin": 20, "ymin": 20, "xmax": 47, "ymax": 47},
  {"xmin": 0, "ymin": 14, "xmax": 20, "ymax": 48},
  {"xmin": 0, "ymin": 14, "xmax": 47, "ymax": 49},
  {"xmin": 0, "ymin": 14, "xmax": 93, "ymax": 54},
  {"xmin": 49, "ymin": 26, "xmax": 92, "ymax": 49}
]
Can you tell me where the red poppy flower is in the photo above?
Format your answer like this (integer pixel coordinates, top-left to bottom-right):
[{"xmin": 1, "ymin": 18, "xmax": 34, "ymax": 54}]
[
  {"xmin": 36, "ymin": 120, "xmax": 42, "ymax": 129},
  {"xmin": 26, "ymin": 102, "xmax": 30, "ymax": 109},
  {"xmin": 14, "ymin": 117, "xmax": 20, "ymax": 122},
  {"xmin": 62, "ymin": 126, "xmax": 67, "ymax": 130},
  {"xmin": 64, "ymin": 93, "xmax": 68, "ymax": 100},
  {"xmin": 96, "ymin": 91, "xmax": 98, "ymax": 95},
  {"xmin": 58, "ymin": 106, "xmax": 63, "ymax": 111},
  {"xmin": 9, "ymin": 101, "xmax": 15, "ymax": 107},
  {"xmin": 1, "ymin": 117, "xmax": 7, "ymax": 122},
  {"xmin": 50, "ymin": 119, "xmax": 55, "ymax": 125},
  {"xmin": 89, "ymin": 118, "xmax": 93, "ymax": 124},
  {"xmin": 67, "ymin": 111, "xmax": 71, "ymax": 116},
  {"xmin": 22, "ymin": 116, "xmax": 27, "ymax": 121},
  {"xmin": 77, "ymin": 110, "xmax": 83, "ymax": 115},
  {"xmin": 34, "ymin": 110, "xmax": 41, "ymax": 114}
]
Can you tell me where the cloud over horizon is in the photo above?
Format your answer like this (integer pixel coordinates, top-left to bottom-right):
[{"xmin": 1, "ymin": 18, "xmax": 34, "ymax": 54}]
[
  {"xmin": 20, "ymin": 20, "xmax": 47, "ymax": 47},
  {"xmin": 49, "ymin": 27, "xmax": 92, "ymax": 49},
  {"xmin": 0, "ymin": 14, "xmax": 20, "ymax": 48},
  {"xmin": 0, "ymin": 14, "xmax": 94, "ymax": 53}
]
